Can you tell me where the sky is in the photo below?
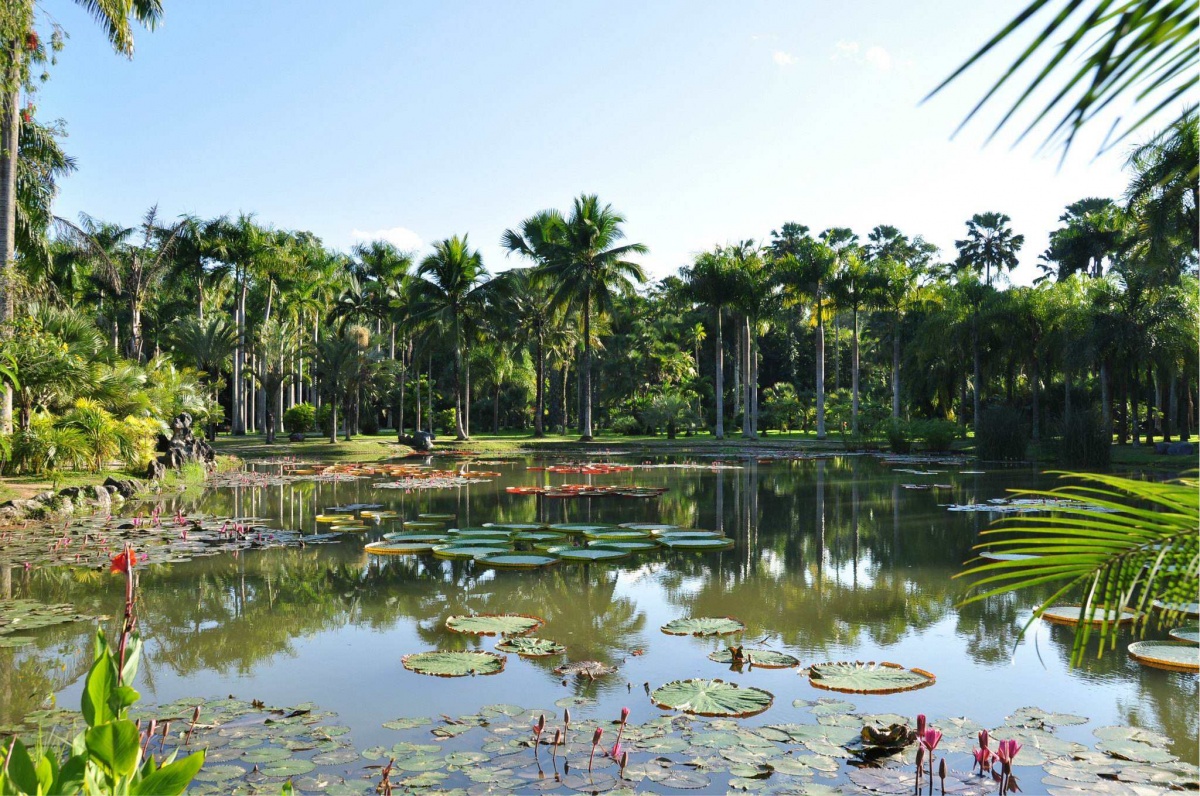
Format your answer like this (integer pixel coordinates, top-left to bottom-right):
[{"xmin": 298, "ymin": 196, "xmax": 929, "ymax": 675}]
[{"xmin": 33, "ymin": 1, "xmax": 1161, "ymax": 286}]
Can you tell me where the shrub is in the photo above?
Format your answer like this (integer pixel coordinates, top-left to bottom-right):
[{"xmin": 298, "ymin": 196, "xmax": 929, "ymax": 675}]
[
  {"xmin": 360, "ymin": 410, "xmax": 380, "ymax": 435},
  {"xmin": 436, "ymin": 408, "xmax": 457, "ymax": 435},
  {"xmin": 886, "ymin": 420, "xmax": 912, "ymax": 453},
  {"xmin": 610, "ymin": 415, "xmax": 643, "ymax": 436},
  {"xmin": 283, "ymin": 403, "xmax": 316, "ymax": 434},
  {"xmin": 915, "ymin": 419, "xmax": 958, "ymax": 452},
  {"xmin": 315, "ymin": 404, "xmax": 333, "ymax": 436},
  {"xmin": 1053, "ymin": 408, "xmax": 1111, "ymax": 469},
  {"xmin": 976, "ymin": 406, "xmax": 1030, "ymax": 461}
]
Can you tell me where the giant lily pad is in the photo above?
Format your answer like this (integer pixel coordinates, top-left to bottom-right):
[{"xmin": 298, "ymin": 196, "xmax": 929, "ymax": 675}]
[
  {"xmin": 589, "ymin": 540, "xmax": 659, "ymax": 552},
  {"xmin": 483, "ymin": 523, "xmax": 546, "ymax": 531},
  {"xmin": 432, "ymin": 544, "xmax": 512, "ymax": 560},
  {"xmin": 650, "ymin": 678, "xmax": 774, "ymax": 717},
  {"xmin": 1040, "ymin": 604, "xmax": 1138, "ymax": 626},
  {"xmin": 495, "ymin": 636, "xmax": 566, "ymax": 657},
  {"xmin": 364, "ymin": 540, "xmax": 436, "ymax": 555},
  {"xmin": 478, "ymin": 553, "xmax": 558, "ymax": 569},
  {"xmin": 807, "ymin": 661, "xmax": 936, "ymax": 694},
  {"xmin": 583, "ymin": 529, "xmax": 652, "ymax": 540},
  {"xmin": 708, "ymin": 647, "xmax": 800, "ymax": 669},
  {"xmin": 381, "ymin": 532, "xmax": 449, "ymax": 543},
  {"xmin": 513, "ymin": 532, "xmax": 566, "ymax": 543},
  {"xmin": 1169, "ymin": 625, "xmax": 1199, "ymax": 643},
  {"xmin": 661, "ymin": 616, "xmax": 745, "ymax": 636},
  {"xmin": 549, "ymin": 523, "xmax": 616, "ymax": 534},
  {"xmin": 1127, "ymin": 640, "xmax": 1200, "ymax": 673},
  {"xmin": 401, "ymin": 651, "xmax": 506, "ymax": 677},
  {"xmin": 419, "ymin": 513, "xmax": 456, "ymax": 521},
  {"xmin": 620, "ymin": 523, "xmax": 678, "ymax": 531},
  {"xmin": 402, "ymin": 521, "xmax": 446, "ymax": 531},
  {"xmin": 547, "ymin": 546, "xmax": 629, "ymax": 562},
  {"xmin": 445, "ymin": 613, "xmax": 545, "ymax": 636},
  {"xmin": 1152, "ymin": 599, "xmax": 1200, "ymax": 616},
  {"xmin": 658, "ymin": 537, "xmax": 735, "ymax": 551}
]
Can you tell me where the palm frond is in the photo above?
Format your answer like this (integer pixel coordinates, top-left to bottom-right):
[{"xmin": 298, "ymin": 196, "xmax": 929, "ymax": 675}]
[{"xmin": 957, "ymin": 471, "xmax": 1199, "ymax": 666}]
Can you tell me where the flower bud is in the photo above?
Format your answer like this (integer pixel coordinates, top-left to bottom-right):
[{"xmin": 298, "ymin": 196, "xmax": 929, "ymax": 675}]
[
  {"xmin": 620, "ymin": 707, "xmax": 630, "ymax": 723},
  {"xmin": 593, "ymin": 727, "xmax": 603, "ymax": 744}
]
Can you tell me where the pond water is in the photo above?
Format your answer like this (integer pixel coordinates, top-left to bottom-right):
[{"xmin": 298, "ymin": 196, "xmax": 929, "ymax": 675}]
[{"xmin": 1, "ymin": 454, "xmax": 1196, "ymax": 793}]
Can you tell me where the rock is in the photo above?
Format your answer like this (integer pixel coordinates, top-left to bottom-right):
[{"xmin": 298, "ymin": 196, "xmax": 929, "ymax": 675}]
[
  {"xmin": 33, "ymin": 491, "xmax": 55, "ymax": 503},
  {"xmin": 1167, "ymin": 441, "xmax": 1196, "ymax": 456},
  {"xmin": 1155, "ymin": 442, "xmax": 1172, "ymax": 454},
  {"xmin": 88, "ymin": 485, "xmax": 112, "ymax": 509},
  {"xmin": 103, "ymin": 477, "xmax": 143, "ymax": 499},
  {"xmin": 410, "ymin": 431, "xmax": 435, "ymax": 452},
  {"xmin": 145, "ymin": 459, "xmax": 167, "ymax": 481},
  {"xmin": 289, "ymin": 432, "xmax": 305, "ymax": 442},
  {"xmin": 151, "ymin": 412, "xmax": 215, "ymax": 474},
  {"xmin": 57, "ymin": 486, "xmax": 83, "ymax": 499},
  {"xmin": 9, "ymin": 499, "xmax": 41, "ymax": 514},
  {"xmin": 55, "ymin": 497, "xmax": 74, "ymax": 515}
]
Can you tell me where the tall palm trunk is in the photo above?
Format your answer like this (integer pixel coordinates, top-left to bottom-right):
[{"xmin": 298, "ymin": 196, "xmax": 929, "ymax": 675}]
[
  {"xmin": 464, "ymin": 354, "xmax": 471, "ymax": 438},
  {"xmin": 1100, "ymin": 359, "xmax": 1111, "ymax": 442},
  {"xmin": 971, "ymin": 307, "xmax": 982, "ymax": 427},
  {"xmin": 0, "ymin": 62, "xmax": 18, "ymax": 433},
  {"xmin": 815, "ymin": 288, "xmax": 826, "ymax": 439},
  {"xmin": 452, "ymin": 316, "xmax": 467, "ymax": 440},
  {"xmin": 891, "ymin": 315, "xmax": 901, "ymax": 419},
  {"xmin": 851, "ymin": 306, "xmax": 860, "ymax": 433},
  {"xmin": 580, "ymin": 288, "xmax": 593, "ymax": 440},
  {"xmin": 1031, "ymin": 356, "xmax": 1041, "ymax": 440},
  {"xmin": 232, "ymin": 275, "xmax": 247, "ymax": 434},
  {"xmin": 742, "ymin": 316, "xmax": 752, "ymax": 438},
  {"xmin": 328, "ymin": 391, "xmax": 338, "ymax": 443},
  {"xmin": 533, "ymin": 332, "xmax": 545, "ymax": 437},
  {"xmin": 493, "ymin": 385, "xmax": 501, "ymax": 433},
  {"xmin": 714, "ymin": 308, "xmax": 724, "ymax": 439}
]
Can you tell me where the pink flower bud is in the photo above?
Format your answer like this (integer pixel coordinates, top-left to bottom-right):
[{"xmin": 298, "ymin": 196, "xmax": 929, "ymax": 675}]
[
  {"xmin": 592, "ymin": 727, "xmax": 603, "ymax": 744},
  {"xmin": 620, "ymin": 707, "xmax": 630, "ymax": 723}
]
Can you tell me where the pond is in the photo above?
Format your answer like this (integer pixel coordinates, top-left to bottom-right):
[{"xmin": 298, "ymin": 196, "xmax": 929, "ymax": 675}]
[{"xmin": 1, "ymin": 454, "xmax": 1196, "ymax": 794}]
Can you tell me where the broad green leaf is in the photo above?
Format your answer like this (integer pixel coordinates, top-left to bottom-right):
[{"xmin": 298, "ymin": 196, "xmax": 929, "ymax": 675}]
[
  {"xmin": 495, "ymin": 636, "xmax": 566, "ymax": 657},
  {"xmin": 1127, "ymin": 640, "xmax": 1200, "ymax": 673},
  {"xmin": 402, "ymin": 651, "xmax": 506, "ymax": 676},
  {"xmin": 661, "ymin": 616, "xmax": 745, "ymax": 636},
  {"xmin": 650, "ymin": 678, "xmax": 774, "ymax": 717},
  {"xmin": 807, "ymin": 661, "xmax": 936, "ymax": 694},
  {"xmin": 81, "ymin": 638, "xmax": 116, "ymax": 727},
  {"xmin": 131, "ymin": 750, "xmax": 204, "ymax": 796},
  {"xmin": 445, "ymin": 613, "xmax": 544, "ymax": 636},
  {"xmin": 85, "ymin": 719, "xmax": 142, "ymax": 778},
  {"xmin": 3, "ymin": 738, "xmax": 40, "ymax": 795},
  {"xmin": 708, "ymin": 647, "xmax": 799, "ymax": 668}
]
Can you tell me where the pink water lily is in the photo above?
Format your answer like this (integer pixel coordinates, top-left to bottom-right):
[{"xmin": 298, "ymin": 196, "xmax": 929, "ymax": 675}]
[
  {"xmin": 916, "ymin": 713, "xmax": 926, "ymax": 736},
  {"xmin": 995, "ymin": 739, "xmax": 1021, "ymax": 764},
  {"xmin": 978, "ymin": 729, "xmax": 989, "ymax": 750},
  {"xmin": 610, "ymin": 741, "xmax": 623, "ymax": 760},
  {"xmin": 920, "ymin": 727, "xmax": 943, "ymax": 752},
  {"xmin": 972, "ymin": 746, "xmax": 993, "ymax": 773}
]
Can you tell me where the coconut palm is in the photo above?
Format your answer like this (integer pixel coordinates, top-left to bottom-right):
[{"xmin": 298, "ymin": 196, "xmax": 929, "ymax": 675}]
[
  {"xmin": 1038, "ymin": 198, "xmax": 1127, "ymax": 281},
  {"xmin": 1125, "ymin": 109, "xmax": 1199, "ymax": 257},
  {"xmin": 410, "ymin": 235, "xmax": 490, "ymax": 441},
  {"xmin": 531, "ymin": 195, "xmax": 648, "ymax": 441},
  {"xmin": 0, "ymin": 0, "xmax": 163, "ymax": 433},
  {"xmin": 493, "ymin": 266, "xmax": 555, "ymax": 437},
  {"xmin": 954, "ymin": 212, "xmax": 1025, "ymax": 287}
]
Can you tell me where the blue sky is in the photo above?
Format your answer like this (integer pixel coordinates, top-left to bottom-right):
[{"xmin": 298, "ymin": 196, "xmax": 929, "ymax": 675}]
[{"xmin": 35, "ymin": 1, "xmax": 1157, "ymax": 284}]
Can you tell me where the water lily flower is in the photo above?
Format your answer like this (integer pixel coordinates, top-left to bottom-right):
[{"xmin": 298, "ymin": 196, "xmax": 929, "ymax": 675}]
[
  {"xmin": 972, "ymin": 746, "xmax": 993, "ymax": 773},
  {"xmin": 916, "ymin": 714, "xmax": 926, "ymax": 736},
  {"xmin": 610, "ymin": 741, "xmax": 623, "ymax": 760},
  {"xmin": 620, "ymin": 707, "xmax": 630, "ymax": 723},
  {"xmin": 109, "ymin": 549, "xmax": 140, "ymax": 574},
  {"xmin": 920, "ymin": 727, "xmax": 943, "ymax": 752},
  {"xmin": 978, "ymin": 729, "xmax": 990, "ymax": 750},
  {"xmin": 588, "ymin": 727, "xmax": 603, "ymax": 772},
  {"xmin": 996, "ymin": 739, "xmax": 1021, "ymax": 765}
]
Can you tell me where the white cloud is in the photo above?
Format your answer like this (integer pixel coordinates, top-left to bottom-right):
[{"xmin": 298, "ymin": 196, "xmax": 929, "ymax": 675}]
[
  {"xmin": 348, "ymin": 226, "xmax": 423, "ymax": 251},
  {"xmin": 772, "ymin": 50, "xmax": 797, "ymax": 67},
  {"xmin": 831, "ymin": 41, "xmax": 894, "ymax": 71},
  {"xmin": 864, "ymin": 46, "xmax": 892, "ymax": 71}
]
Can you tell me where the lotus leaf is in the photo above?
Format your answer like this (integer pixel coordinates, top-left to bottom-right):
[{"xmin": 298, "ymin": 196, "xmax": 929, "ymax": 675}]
[
  {"xmin": 708, "ymin": 647, "xmax": 799, "ymax": 668},
  {"xmin": 364, "ymin": 540, "xmax": 436, "ymax": 555},
  {"xmin": 1169, "ymin": 625, "xmax": 1200, "ymax": 643},
  {"xmin": 554, "ymin": 660, "xmax": 617, "ymax": 678},
  {"xmin": 547, "ymin": 546, "xmax": 629, "ymax": 562},
  {"xmin": 401, "ymin": 651, "xmax": 506, "ymax": 677},
  {"xmin": 650, "ymin": 678, "xmax": 774, "ymax": 717},
  {"xmin": 807, "ymin": 661, "xmax": 935, "ymax": 694},
  {"xmin": 1039, "ymin": 604, "xmax": 1138, "ymax": 625},
  {"xmin": 495, "ymin": 636, "xmax": 565, "ymax": 656},
  {"xmin": 1127, "ymin": 640, "xmax": 1200, "ymax": 672},
  {"xmin": 445, "ymin": 613, "xmax": 545, "ymax": 636},
  {"xmin": 479, "ymin": 553, "xmax": 559, "ymax": 569},
  {"xmin": 661, "ymin": 616, "xmax": 745, "ymax": 636}
]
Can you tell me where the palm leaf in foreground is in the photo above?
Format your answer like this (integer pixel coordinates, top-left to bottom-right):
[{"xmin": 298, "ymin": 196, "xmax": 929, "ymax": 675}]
[{"xmin": 957, "ymin": 471, "xmax": 1198, "ymax": 666}]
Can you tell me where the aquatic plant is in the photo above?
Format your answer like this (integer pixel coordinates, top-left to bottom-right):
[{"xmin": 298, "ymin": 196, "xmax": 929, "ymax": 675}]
[{"xmin": 588, "ymin": 727, "xmax": 602, "ymax": 772}]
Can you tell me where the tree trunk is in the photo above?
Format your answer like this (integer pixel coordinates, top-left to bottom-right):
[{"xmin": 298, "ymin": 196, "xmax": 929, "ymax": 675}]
[
  {"xmin": 714, "ymin": 308, "xmax": 724, "ymax": 439},
  {"xmin": 892, "ymin": 315, "xmax": 901, "ymax": 419},
  {"xmin": 851, "ymin": 307, "xmax": 860, "ymax": 434},
  {"xmin": 1100, "ymin": 359, "xmax": 1111, "ymax": 443},
  {"xmin": 1131, "ymin": 367, "xmax": 1140, "ymax": 447},
  {"xmin": 742, "ymin": 315, "xmax": 752, "ymax": 438},
  {"xmin": 560, "ymin": 362, "xmax": 569, "ymax": 435},
  {"xmin": 972, "ymin": 307, "xmax": 982, "ymax": 427},
  {"xmin": 452, "ymin": 318, "xmax": 468, "ymax": 440},
  {"xmin": 493, "ymin": 385, "xmax": 500, "ymax": 434},
  {"xmin": 427, "ymin": 355, "xmax": 434, "ymax": 434},
  {"xmin": 816, "ymin": 290, "xmax": 826, "ymax": 439},
  {"xmin": 328, "ymin": 395, "xmax": 338, "ymax": 443},
  {"xmin": 581, "ymin": 288, "xmax": 593, "ymax": 440},
  {"xmin": 1064, "ymin": 363, "xmax": 1072, "ymax": 430},
  {"xmin": 534, "ymin": 332, "xmax": 545, "ymax": 437},
  {"xmin": 396, "ymin": 358, "xmax": 406, "ymax": 442},
  {"xmin": 414, "ymin": 364, "xmax": 421, "ymax": 435},
  {"xmin": 733, "ymin": 323, "xmax": 741, "ymax": 425},
  {"xmin": 1144, "ymin": 362, "xmax": 1155, "ymax": 446},
  {"xmin": 464, "ymin": 353, "xmax": 471, "ymax": 438},
  {"xmin": 232, "ymin": 278, "xmax": 247, "ymax": 434},
  {"xmin": 1157, "ymin": 366, "xmax": 1169, "ymax": 442},
  {"xmin": 1031, "ymin": 356, "xmax": 1041, "ymax": 440},
  {"xmin": 0, "ymin": 53, "xmax": 20, "ymax": 435}
]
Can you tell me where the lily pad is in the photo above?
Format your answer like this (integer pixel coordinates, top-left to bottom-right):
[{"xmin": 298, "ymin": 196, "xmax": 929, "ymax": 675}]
[
  {"xmin": 402, "ymin": 520, "xmax": 447, "ymax": 530},
  {"xmin": 549, "ymin": 523, "xmax": 616, "ymax": 533},
  {"xmin": 708, "ymin": 647, "xmax": 799, "ymax": 669},
  {"xmin": 620, "ymin": 523, "xmax": 678, "ymax": 531},
  {"xmin": 512, "ymin": 532, "xmax": 566, "ymax": 543},
  {"xmin": 582, "ymin": 529, "xmax": 651, "ymax": 540},
  {"xmin": 433, "ymin": 544, "xmax": 514, "ymax": 560},
  {"xmin": 661, "ymin": 616, "xmax": 746, "ymax": 636},
  {"xmin": 1040, "ymin": 604, "xmax": 1138, "ymax": 626},
  {"xmin": 419, "ymin": 513, "xmax": 456, "ymax": 520},
  {"xmin": 363, "ymin": 540, "xmax": 436, "ymax": 555},
  {"xmin": 658, "ymin": 536, "xmax": 735, "ymax": 551},
  {"xmin": 446, "ymin": 613, "xmax": 545, "ymax": 636},
  {"xmin": 1169, "ymin": 625, "xmax": 1199, "ymax": 643},
  {"xmin": 547, "ymin": 546, "xmax": 630, "ymax": 562},
  {"xmin": 650, "ymin": 678, "xmax": 774, "ymax": 717},
  {"xmin": 554, "ymin": 660, "xmax": 617, "ymax": 678},
  {"xmin": 478, "ymin": 553, "xmax": 558, "ymax": 569},
  {"xmin": 483, "ymin": 523, "xmax": 546, "ymax": 531},
  {"xmin": 1127, "ymin": 640, "xmax": 1200, "ymax": 672},
  {"xmin": 495, "ymin": 636, "xmax": 566, "ymax": 657},
  {"xmin": 807, "ymin": 661, "xmax": 935, "ymax": 694},
  {"xmin": 261, "ymin": 758, "xmax": 317, "ymax": 777},
  {"xmin": 1152, "ymin": 599, "xmax": 1200, "ymax": 616},
  {"xmin": 381, "ymin": 532, "xmax": 449, "ymax": 543},
  {"xmin": 401, "ymin": 651, "xmax": 507, "ymax": 677},
  {"xmin": 588, "ymin": 540, "xmax": 659, "ymax": 552}
]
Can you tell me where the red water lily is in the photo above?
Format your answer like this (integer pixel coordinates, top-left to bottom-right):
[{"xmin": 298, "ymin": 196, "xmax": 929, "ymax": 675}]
[{"xmin": 110, "ymin": 549, "xmax": 141, "ymax": 574}]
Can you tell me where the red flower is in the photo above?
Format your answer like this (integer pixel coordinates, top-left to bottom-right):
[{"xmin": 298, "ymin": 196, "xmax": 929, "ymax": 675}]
[{"xmin": 110, "ymin": 549, "xmax": 140, "ymax": 574}]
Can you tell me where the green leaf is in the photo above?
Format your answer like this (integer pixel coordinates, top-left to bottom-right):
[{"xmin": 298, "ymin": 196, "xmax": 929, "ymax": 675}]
[
  {"xmin": 81, "ymin": 632, "xmax": 116, "ymax": 727},
  {"xmin": 649, "ymin": 678, "xmax": 774, "ymax": 717},
  {"xmin": 131, "ymin": 750, "xmax": 205, "ymax": 796},
  {"xmin": 444, "ymin": 613, "xmax": 544, "ymax": 636},
  {"xmin": 401, "ymin": 650, "xmax": 506, "ymax": 676},
  {"xmin": 85, "ymin": 719, "xmax": 142, "ymax": 778},
  {"xmin": 53, "ymin": 752, "xmax": 88, "ymax": 793},
  {"xmin": 3, "ymin": 738, "xmax": 40, "ymax": 795},
  {"xmin": 661, "ymin": 616, "xmax": 745, "ymax": 636},
  {"xmin": 807, "ymin": 661, "xmax": 936, "ymax": 694},
  {"xmin": 120, "ymin": 636, "xmax": 142, "ymax": 685}
]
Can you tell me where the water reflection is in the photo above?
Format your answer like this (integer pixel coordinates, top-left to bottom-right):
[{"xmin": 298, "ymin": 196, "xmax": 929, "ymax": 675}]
[{"xmin": 1, "ymin": 455, "xmax": 1194, "ymax": 763}]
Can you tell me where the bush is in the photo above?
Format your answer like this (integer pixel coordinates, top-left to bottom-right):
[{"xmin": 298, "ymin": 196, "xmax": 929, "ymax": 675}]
[
  {"xmin": 315, "ymin": 404, "xmax": 333, "ymax": 436},
  {"xmin": 1053, "ymin": 408, "xmax": 1111, "ymax": 469},
  {"xmin": 436, "ymin": 408, "xmax": 457, "ymax": 436},
  {"xmin": 886, "ymin": 420, "xmax": 912, "ymax": 453},
  {"xmin": 360, "ymin": 410, "xmax": 380, "ymax": 435},
  {"xmin": 610, "ymin": 415, "xmax": 643, "ymax": 436},
  {"xmin": 283, "ymin": 403, "xmax": 315, "ymax": 434},
  {"xmin": 976, "ymin": 406, "xmax": 1030, "ymax": 461},
  {"xmin": 915, "ymin": 419, "xmax": 958, "ymax": 452}
]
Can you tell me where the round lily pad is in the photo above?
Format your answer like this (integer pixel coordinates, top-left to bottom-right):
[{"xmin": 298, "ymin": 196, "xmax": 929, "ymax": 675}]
[
  {"xmin": 1127, "ymin": 640, "xmax": 1200, "ymax": 673},
  {"xmin": 589, "ymin": 540, "xmax": 659, "ymax": 552},
  {"xmin": 381, "ymin": 532, "xmax": 449, "ymax": 543},
  {"xmin": 479, "ymin": 553, "xmax": 558, "ymax": 569},
  {"xmin": 449, "ymin": 528, "xmax": 513, "ymax": 539},
  {"xmin": 549, "ymin": 523, "xmax": 616, "ymax": 533},
  {"xmin": 445, "ymin": 613, "xmax": 545, "ymax": 636},
  {"xmin": 807, "ymin": 661, "xmax": 936, "ymax": 694},
  {"xmin": 364, "ymin": 541, "xmax": 436, "ymax": 555},
  {"xmin": 1169, "ymin": 625, "xmax": 1199, "ymax": 644},
  {"xmin": 654, "ymin": 529, "xmax": 725, "ymax": 539},
  {"xmin": 582, "ymin": 529, "xmax": 651, "ymax": 540},
  {"xmin": 708, "ymin": 647, "xmax": 800, "ymax": 669},
  {"xmin": 419, "ymin": 513, "xmax": 456, "ymax": 520},
  {"xmin": 401, "ymin": 651, "xmax": 506, "ymax": 677},
  {"xmin": 1040, "ymin": 605, "xmax": 1138, "ymax": 626},
  {"xmin": 650, "ymin": 678, "xmax": 774, "ymax": 717},
  {"xmin": 432, "ymin": 544, "xmax": 512, "ymax": 560},
  {"xmin": 483, "ymin": 523, "xmax": 546, "ymax": 531},
  {"xmin": 513, "ymin": 532, "xmax": 566, "ymax": 543},
  {"xmin": 661, "ymin": 616, "xmax": 746, "ymax": 636},
  {"xmin": 495, "ymin": 636, "xmax": 566, "ymax": 657},
  {"xmin": 1152, "ymin": 599, "xmax": 1200, "ymax": 616},
  {"xmin": 620, "ymin": 523, "xmax": 678, "ymax": 531},
  {"xmin": 403, "ymin": 520, "xmax": 446, "ymax": 530},
  {"xmin": 658, "ymin": 537, "xmax": 735, "ymax": 551},
  {"xmin": 554, "ymin": 660, "xmax": 617, "ymax": 677},
  {"xmin": 329, "ymin": 523, "xmax": 369, "ymax": 532},
  {"xmin": 547, "ymin": 546, "xmax": 629, "ymax": 562}
]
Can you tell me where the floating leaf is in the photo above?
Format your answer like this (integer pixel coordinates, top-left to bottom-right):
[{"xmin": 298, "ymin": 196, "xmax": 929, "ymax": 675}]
[
  {"xmin": 1008, "ymin": 706, "xmax": 1089, "ymax": 727},
  {"xmin": 1040, "ymin": 604, "xmax": 1138, "ymax": 626},
  {"xmin": 1127, "ymin": 640, "xmax": 1200, "ymax": 673},
  {"xmin": 620, "ymin": 523, "xmax": 678, "ymax": 531},
  {"xmin": 363, "ymin": 540, "xmax": 436, "ymax": 555},
  {"xmin": 419, "ymin": 513, "xmax": 456, "ymax": 521},
  {"xmin": 554, "ymin": 660, "xmax": 617, "ymax": 678},
  {"xmin": 582, "ymin": 529, "xmax": 651, "ymax": 540},
  {"xmin": 661, "ymin": 616, "xmax": 745, "ymax": 636},
  {"xmin": 483, "ymin": 523, "xmax": 546, "ymax": 531},
  {"xmin": 549, "ymin": 523, "xmax": 616, "ymax": 533},
  {"xmin": 546, "ymin": 546, "xmax": 630, "ymax": 562},
  {"xmin": 1169, "ymin": 625, "xmax": 1200, "ymax": 644},
  {"xmin": 432, "ymin": 544, "xmax": 512, "ymax": 560},
  {"xmin": 382, "ymin": 716, "xmax": 432, "ymax": 730},
  {"xmin": 261, "ymin": 758, "xmax": 317, "ymax": 777},
  {"xmin": 650, "ymin": 678, "xmax": 774, "ymax": 717},
  {"xmin": 658, "ymin": 536, "xmax": 735, "ymax": 551},
  {"xmin": 192, "ymin": 764, "xmax": 246, "ymax": 783},
  {"xmin": 495, "ymin": 636, "xmax": 565, "ymax": 657},
  {"xmin": 478, "ymin": 553, "xmax": 558, "ymax": 569},
  {"xmin": 708, "ymin": 647, "xmax": 799, "ymax": 669},
  {"xmin": 588, "ymin": 540, "xmax": 659, "ymax": 552},
  {"xmin": 848, "ymin": 766, "xmax": 991, "ymax": 795},
  {"xmin": 807, "ymin": 661, "xmax": 935, "ymax": 694},
  {"xmin": 445, "ymin": 614, "xmax": 545, "ymax": 636},
  {"xmin": 401, "ymin": 651, "xmax": 506, "ymax": 677}
]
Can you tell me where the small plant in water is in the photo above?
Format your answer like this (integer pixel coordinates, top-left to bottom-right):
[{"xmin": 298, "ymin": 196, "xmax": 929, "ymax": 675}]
[
  {"xmin": 588, "ymin": 727, "xmax": 603, "ymax": 772},
  {"xmin": 532, "ymin": 713, "xmax": 546, "ymax": 759},
  {"xmin": 994, "ymin": 739, "xmax": 1022, "ymax": 794},
  {"xmin": 973, "ymin": 729, "xmax": 993, "ymax": 776}
]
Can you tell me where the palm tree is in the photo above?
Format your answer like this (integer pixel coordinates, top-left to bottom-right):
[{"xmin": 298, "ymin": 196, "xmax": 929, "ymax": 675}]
[
  {"xmin": 533, "ymin": 195, "xmax": 647, "ymax": 441},
  {"xmin": 57, "ymin": 206, "xmax": 185, "ymax": 362},
  {"xmin": 1125, "ymin": 110, "xmax": 1199, "ymax": 257},
  {"xmin": 253, "ymin": 318, "xmax": 296, "ymax": 443},
  {"xmin": 954, "ymin": 212, "xmax": 1025, "ymax": 287},
  {"xmin": 410, "ymin": 235, "xmax": 489, "ymax": 441},
  {"xmin": 0, "ymin": 0, "xmax": 163, "ymax": 433},
  {"xmin": 1039, "ymin": 198, "xmax": 1126, "ymax": 280},
  {"xmin": 684, "ymin": 247, "xmax": 739, "ymax": 438},
  {"xmin": 15, "ymin": 116, "xmax": 75, "ymax": 278},
  {"xmin": 727, "ymin": 241, "xmax": 769, "ymax": 438},
  {"xmin": 829, "ymin": 246, "xmax": 870, "ymax": 433},
  {"xmin": 311, "ymin": 330, "xmax": 362, "ymax": 444},
  {"xmin": 169, "ymin": 316, "xmax": 237, "ymax": 439}
]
